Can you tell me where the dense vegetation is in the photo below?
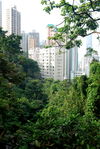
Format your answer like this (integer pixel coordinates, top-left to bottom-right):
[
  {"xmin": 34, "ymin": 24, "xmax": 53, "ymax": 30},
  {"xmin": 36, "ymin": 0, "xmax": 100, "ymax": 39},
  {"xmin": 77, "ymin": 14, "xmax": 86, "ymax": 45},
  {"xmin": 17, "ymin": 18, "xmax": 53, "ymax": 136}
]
[{"xmin": 0, "ymin": 28, "xmax": 100, "ymax": 148}]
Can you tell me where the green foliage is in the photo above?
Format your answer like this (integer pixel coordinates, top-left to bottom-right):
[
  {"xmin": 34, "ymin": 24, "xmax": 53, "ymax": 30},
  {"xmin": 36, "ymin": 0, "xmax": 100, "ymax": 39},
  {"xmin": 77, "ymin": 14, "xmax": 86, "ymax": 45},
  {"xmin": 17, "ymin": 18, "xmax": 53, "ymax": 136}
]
[
  {"xmin": 0, "ymin": 53, "xmax": 25, "ymax": 85},
  {"xmin": 18, "ymin": 56, "xmax": 41, "ymax": 79},
  {"xmin": 85, "ymin": 62, "xmax": 100, "ymax": 118},
  {"xmin": 85, "ymin": 47, "xmax": 98, "ymax": 58},
  {"xmin": 0, "ymin": 28, "xmax": 100, "ymax": 149},
  {"xmin": 90, "ymin": 61, "xmax": 100, "ymax": 75},
  {"xmin": 0, "ymin": 28, "xmax": 47, "ymax": 148},
  {"xmin": 0, "ymin": 97, "xmax": 44, "ymax": 148},
  {"xmin": 24, "ymin": 79, "xmax": 44, "ymax": 101},
  {"xmin": 0, "ymin": 28, "xmax": 22, "ymax": 62},
  {"xmin": 41, "ymin": 0, "xmax": 100, "ymax": 48},
  {"xmin": 31, "ymin": 72, "xmax": 99, "ymax": 148}
]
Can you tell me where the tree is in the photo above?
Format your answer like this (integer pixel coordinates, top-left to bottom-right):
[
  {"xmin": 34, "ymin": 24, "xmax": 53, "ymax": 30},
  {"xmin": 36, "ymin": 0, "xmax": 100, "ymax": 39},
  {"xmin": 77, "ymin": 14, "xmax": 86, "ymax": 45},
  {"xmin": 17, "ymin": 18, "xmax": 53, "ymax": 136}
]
[
  {"xmin": 0, "ymin": 28, "xmax": 26, "ymax": 102},
  {"xmin": 24, "ymin": 79, "xmax": 44, "ymax": 101},
  {"xmin": 0, "ymin": 28, "xmax": 46, "ymax": 148},
  {"xmin": 18, "ymin": 56, "xmax": 41, "ymax": 79},
  {"xmin": 0, "ymin": 28, "xmax": 22, "ymax": 62},
  {"xmin": 41, "ymin": 0, "xmax": 100, "ymax": 48},
  {"xmin": 0, "ymin": 53, "xmax": 25, "ymax": 85},
  {"xmin": 0, "ymin": 27, "xmax": 99, "ymax": 149},
  {"xmin": 85, "ymin": 61, "xmax": 100, "ymax": 118}
]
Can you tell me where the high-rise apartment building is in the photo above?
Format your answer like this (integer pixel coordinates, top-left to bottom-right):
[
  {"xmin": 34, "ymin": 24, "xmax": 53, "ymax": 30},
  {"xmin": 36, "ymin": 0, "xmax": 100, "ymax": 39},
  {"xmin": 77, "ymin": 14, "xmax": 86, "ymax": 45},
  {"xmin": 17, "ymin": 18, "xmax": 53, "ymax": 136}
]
[
  {"xmin": 21, "ymin": 30, "xmax": 40, "ymax": 58},
  {"xmin": 64, "ymin": 47, "xmax": 78, "ymax": 80},
  {"xmin": 6, "ymin": 6, "xmax": 21, "ymax": 35},
  {"xmin": 28, "ymin": 36, "xmax": 35, "ymax": 50},
  {"xmin": 86, "ymin": 35, "xmax": 92, "ymax": 49},
  {"xmin": 28, "ymin": 46, "xmax": 79, "ymax": 80},
  {"xmin": 28, "ymin": 31, "xmax": 40, "ymax": 49},
  {"xmin": 27, "ymin": 31, "xmax": 40, "ymax": 58},
  {"xmin": 47, "ymin": 24, "xmax": 57, "ymax": 46},
  {"xmin": 21, "ymin": 31, "xmax": 28, "ymax": 57},
  {"xmin": 0, "ymin": 1, "xmax": 2, "ymax": 27},
  {"xmin": 33, "ymin": 47, "xmax": 66, "ymax": 81}
]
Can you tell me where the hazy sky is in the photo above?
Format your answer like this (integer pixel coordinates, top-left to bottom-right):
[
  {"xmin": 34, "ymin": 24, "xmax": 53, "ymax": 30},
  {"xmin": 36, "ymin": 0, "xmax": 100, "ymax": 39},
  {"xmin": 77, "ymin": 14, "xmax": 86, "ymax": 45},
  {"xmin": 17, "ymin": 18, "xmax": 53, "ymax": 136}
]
[{"xmin": 2, "ymin": 0, "xmax": 62, "ymax": 41}]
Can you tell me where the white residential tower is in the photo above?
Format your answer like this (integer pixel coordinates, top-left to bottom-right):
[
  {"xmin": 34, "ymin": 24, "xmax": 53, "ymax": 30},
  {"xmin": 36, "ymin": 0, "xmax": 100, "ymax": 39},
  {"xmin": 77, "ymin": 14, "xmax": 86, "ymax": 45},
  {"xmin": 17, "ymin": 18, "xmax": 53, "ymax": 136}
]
[
  {"xmin": 0, "ymin": 1, "xmax": 2, "ymax": 27},
  {"xmin": 6, "ymin": 6, "xmax": 21, "ymax": 35}
]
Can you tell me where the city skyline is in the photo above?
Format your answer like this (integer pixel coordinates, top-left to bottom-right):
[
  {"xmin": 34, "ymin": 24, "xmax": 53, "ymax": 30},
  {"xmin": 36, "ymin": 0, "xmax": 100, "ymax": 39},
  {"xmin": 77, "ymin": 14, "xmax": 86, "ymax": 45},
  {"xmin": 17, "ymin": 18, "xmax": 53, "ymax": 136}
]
[
  {"xmin": 2, "ymin": 0, "xmax": 62, "ymax": 42},
  {"xmin": 1, "ymin": 0, "xmax": 100, "ymax": 62}
]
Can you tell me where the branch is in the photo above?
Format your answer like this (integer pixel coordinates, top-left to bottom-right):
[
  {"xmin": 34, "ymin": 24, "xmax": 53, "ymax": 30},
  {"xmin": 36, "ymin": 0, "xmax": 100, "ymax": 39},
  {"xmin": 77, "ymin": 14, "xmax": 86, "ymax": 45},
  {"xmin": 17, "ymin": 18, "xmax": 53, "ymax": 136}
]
[
  {"xmin": 89, "ymin": 0, "xmax": 95, "ymax": 11},
  {"xmin": 85, "ymin": 12, "xmax": 96, "ymax": 21},
  {"xmin": 57, "ymin": 1, "xmax": 100, "ymax": 18},
  {"xmin": 55, "ymin": 39, "xmax": 63, "ymax": 48},
  {"xmin": 61, "ymin": 2, "xmax": 96, "ymax": 22},
  {"xmin": 56, "ymin": 20, "xmax": 65, "ymax": 27},
  {"xmin": 85, "ymin": 31, "xmax": 100, "ymax": 36},
  {"xmin": 95, "ymin": 18, "xmax": 100, "ymax": 21}
]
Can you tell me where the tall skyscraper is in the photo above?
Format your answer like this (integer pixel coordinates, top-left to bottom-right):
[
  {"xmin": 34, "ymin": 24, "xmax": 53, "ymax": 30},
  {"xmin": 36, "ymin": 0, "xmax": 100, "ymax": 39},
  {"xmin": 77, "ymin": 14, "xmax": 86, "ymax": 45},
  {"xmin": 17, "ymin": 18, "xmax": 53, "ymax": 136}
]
[
  {"xmin": 28, "ymin": 35, "xmax": 35, "ymax": 50},
  {"xmin": 35, "ymin": 47, "xmax": 65, "ymax": 81},
  {"xmin": 86, "ymin": 35, "xmax": 92, "ymax": 48},
  {"xmin": 21, "ymin": 31, "xmax": 28, "ymax": 57},
  {"xmin": 27, "ymin": 31, "xmax": 40, "ymax": 58},
  {"xmin": 0, "ymin": 1, "xmax": 2, "ymax": 27},
  {"xmin": 71, "ymin": 47, "xmax": 78, "ymax": 79},
  {"xmin": 64, "ymin": 47, "xmax": 78, "ymax": 80},
  {"xmin": 28, "ymin": 31, "xmax": 40, "ymax": 48},
  {"xmin": 6, "ymin": 6, "xmax": 21, "ymax": 35}
]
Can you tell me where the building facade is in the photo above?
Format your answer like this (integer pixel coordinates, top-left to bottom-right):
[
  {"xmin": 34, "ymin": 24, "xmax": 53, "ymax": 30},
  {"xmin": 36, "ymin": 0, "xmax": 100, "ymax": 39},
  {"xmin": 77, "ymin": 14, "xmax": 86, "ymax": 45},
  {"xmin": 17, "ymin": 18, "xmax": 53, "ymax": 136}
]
[
  {"xmin": 6, "ymin": 6, "xmax": 21, "ymax": 35},
  {"xmin": 47, "ymin": 24, "xmax": 56, "ymax": 46},
  {"xmin": 27, "ymin": 31, "xmax": 40, "ymax": 58},
  {"xmin": 21, "ymin": 30, "xmax": 40, "ymax": 58},
  {"xmin": 0, "ymin": 1, "xmax": 2, "ymax": 27},
  {"xmin": 21, "ymin": 31, "xmax": 28, "ymax": 57},
  {"xmin": 27, "ymin": 46, "xmax": 79, "ymax": 81},
  {"xmin": 64, "ymin": 47, "xmax": 78, "ymax": 79},
  {"xmin": 31, "ymin": 47, "xmax": 65, "ymax": 81},
  {"xmin": 28, "ymin": 31, "xmax": 40, "ymax": 49}
]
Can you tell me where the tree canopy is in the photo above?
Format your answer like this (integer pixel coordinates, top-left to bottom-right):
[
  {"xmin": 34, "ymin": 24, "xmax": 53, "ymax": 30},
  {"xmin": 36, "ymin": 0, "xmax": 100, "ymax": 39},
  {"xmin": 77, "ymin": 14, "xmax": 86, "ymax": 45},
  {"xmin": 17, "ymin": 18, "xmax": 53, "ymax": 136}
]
[
  {"xmin": 41, "ymin": 0, "xmax": 100, "ymax": 48},
  {"xmin": 0, "ymin": 9, "xmax": 100, "ymax": 149}
]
